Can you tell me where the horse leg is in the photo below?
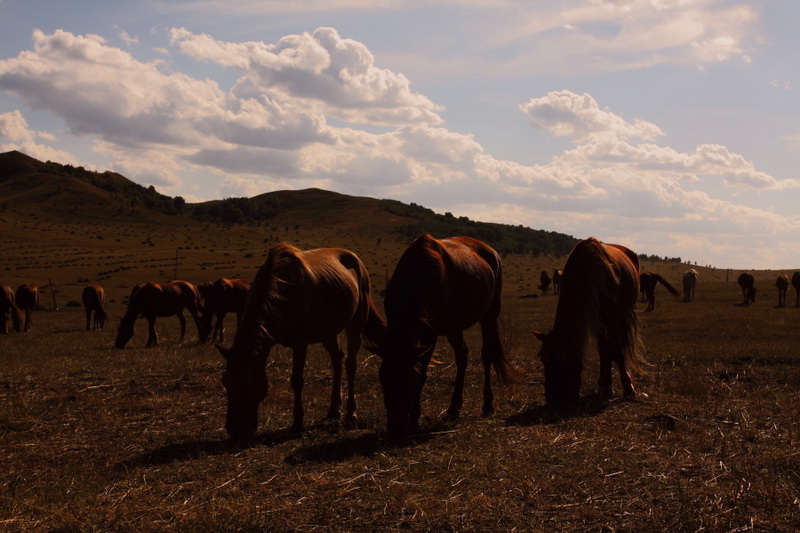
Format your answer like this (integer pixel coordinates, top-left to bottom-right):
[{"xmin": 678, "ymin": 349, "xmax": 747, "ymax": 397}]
[
  {"xmin": 85, "ymin": 308, "xmax": 91, "ymax": 331},
  {"xmin": 343, "ymin": 329, "xmax": 361, "ymax": 422},
  {"xmin": 322, "ymin": 336, "xmax": 344, "ymax": 420},
  {"xmin": 410, "ymin": 343, "xmax": 436, "ymax": 430},
  {"xmin": 146, "ymin": 315, "xmax": 158, "ymax": 347},
  {"xmin": 479, "ymin": 318, "xmax": 504, "ymax": 416},
  {"xmin": 597, "ymin": 339, "xmax": 614, "ymax": 399},
  {"xmin": 213, "ymin": 312, "xmax": 224, "ymax": 343},
  {"xmin": 445, "ymin": 331, "xmax": 468, "ymax": 420},
  {"xmin": 290, "ymin": 344, "xmax": 308, "ymax": 432},
  {"xmin": 177, "ymin": 312, "xmax": 186, "ymax": 343}
]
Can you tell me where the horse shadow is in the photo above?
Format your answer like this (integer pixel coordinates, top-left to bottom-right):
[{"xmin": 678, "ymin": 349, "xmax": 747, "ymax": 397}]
[{"xmin": 505, "ymin": 395, "xmax": 611, "ymax": 426}]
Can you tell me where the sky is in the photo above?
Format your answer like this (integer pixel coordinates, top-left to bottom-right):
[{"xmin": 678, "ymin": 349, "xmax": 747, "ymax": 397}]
[{"xmin": 1, "ymin": 0, "xmax": 798, "ymax": 269}]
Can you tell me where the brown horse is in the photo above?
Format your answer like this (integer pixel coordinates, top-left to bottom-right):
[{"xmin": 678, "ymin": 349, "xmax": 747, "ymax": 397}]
[
  {"xmin": 198, "ymin": 278, "xmax": 252, "ymax": 344},
  {"xmin": 776, "ymin": 274, "xmax": 789, "ymax": 307},
  {"xmin": 532, "ymin": 237, "xmax": 645, "ymax": 409},
  {"xmin": 82, "ymin": 284, "xmax": 107, "ymax": 330},
  {"xmin": 15, "ymin": 283, "xmax": 39, "ymax": 332},
  {"xmin": 115, "ymin": 281, "xmax": 202, "ymax": 348},
  {"xmin": 368, "ymin": 234, "xmax": 514, "ymax": 436},
  {"xmin": 216, "ymin": 243, "xmax": 386, "ymax": 441},
  {"xmin": 552, "ymin": 269, "xmax": 562, "ymax": 296},
  {"xmin": 793, "ymin": 272, "xmax": 800, "ymax": 307},
  {"xmin": 738, "ymin": 272, "xmax": 756, "ymax": 305},
  {"xmin": 639, "ymin": 272, "xmax": 679, "ymax": 311},
  {"xmin": 1, "ymin": 284, "xmax": 23, "ymax": 333},
  {"xmin": 682, "ymin": 269, "xmax": 698, "ymax": 302},
  {"xmin": 539, "ymin": 271, "xmax": 552, "ymax": 296}
]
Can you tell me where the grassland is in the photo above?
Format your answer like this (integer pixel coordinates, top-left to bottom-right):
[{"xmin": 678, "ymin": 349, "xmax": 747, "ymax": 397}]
[{"xmin": 2, "ymin": 182, "xmax": 800, "ymax": 531}]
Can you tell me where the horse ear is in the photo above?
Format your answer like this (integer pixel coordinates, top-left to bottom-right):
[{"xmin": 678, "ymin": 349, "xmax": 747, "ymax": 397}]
[
  {"xmin": 531, "ymin": 330, "xmax": 547, "ymax": 343},
  {"xmin": 215, "ymin": 344, "xmax": 232, "ymax": 360}
]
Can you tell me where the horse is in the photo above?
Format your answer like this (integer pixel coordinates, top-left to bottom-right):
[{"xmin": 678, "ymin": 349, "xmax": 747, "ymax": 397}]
[
  {"xmin": 776, "ymin": 274, "xmax": 789, "ymax": 307},
  {"xmin": 552, "ymin": 269, "xmax": 562, "ymax": 296},
  {"xmin": 792, "ymin": 272, "xmax": 800, "ymax": 307},
  {"xmin": 216, "ymin": 243, "xmax": 386, "ymax": 442},
  {"xmin": 198, "ymin": 278, "xmax": 251, "ymax": 344},
  {"xmin": 639, "ymin": 272, "xmax": 679, "ymax": 311},
  {"xmin": 738, "ymin": 272, "xmax": 756, "ymax": 305},
  {"xmin": 82, "ymin": 284, "xmax": 107, "ymax": 330},
  {"xmin": 15, "ymin": 284, "xmax": 39, "ymax": 332},
  {"xmin": 1, "ymin": 284, "xmax": 23, "ymax": 333},
  {"xmin": 115, "ymin": 280, "xmax": 203, "ymax": 348},
  {"xmin": 367, "ymin": 234, "xmax": 514, "ymax": 436},
  {"xmin": 539, "ymin": 271, "xmax": 552, "ymax": 296},
  {"xmin": 532, "ymin": 237, "xmax": 645, "ymax": 409},
  {"xmin": 682, "ymin": 269, "xmax": 698, "ymax": 302}
]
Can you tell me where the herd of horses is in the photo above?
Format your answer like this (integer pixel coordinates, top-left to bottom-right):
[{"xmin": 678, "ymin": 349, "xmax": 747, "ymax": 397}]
[{"xmin": 4, "ymin": 235, "xmax": 800, "ymax": 440}]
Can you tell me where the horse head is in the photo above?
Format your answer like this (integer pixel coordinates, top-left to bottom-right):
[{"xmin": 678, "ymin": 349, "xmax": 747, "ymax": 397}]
[
  {"xmin": 532, "ymin": 330, "xmax": 583, "ymax": 409},
  {"xmin": 216, "ymin": 344, "xmax": 269, "ymax": 443},
  {"xmin": 114, "ymin": 315, "xmax": 135, "ymax": 348}
]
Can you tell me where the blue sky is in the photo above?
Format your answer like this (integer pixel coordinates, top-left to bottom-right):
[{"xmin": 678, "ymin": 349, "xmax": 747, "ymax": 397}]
[{"xmin": 1, "ymin": 0, "xmax": 798, "ymax": 269}]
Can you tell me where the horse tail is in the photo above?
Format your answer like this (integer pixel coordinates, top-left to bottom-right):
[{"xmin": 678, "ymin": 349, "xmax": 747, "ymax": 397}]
[
  {"xmin": 654, "ymin": 274, "xmax": 680, "ymax": 297},
  {"xmin": 361, "ymin": 295, "xmax": 387, "ymax": 347},
  {"xmin": 621, "ymin": 305, "xmax": 647, "ymax": 376}
]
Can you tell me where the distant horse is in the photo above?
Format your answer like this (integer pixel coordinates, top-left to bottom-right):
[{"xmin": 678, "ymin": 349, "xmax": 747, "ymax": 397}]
[
  {"xmin": 15, "ymin": 284, "xmax": 39, "ymax": 332},
  {"xmin": 198, "ymin": 278, "xmax": 252, "ymax": 344},
  {"xmin": 82, "ymin": 284, "xmax": 107, "ymax": 330},
  {"xmin": 1, "ymin": 284, "xmax": 23, "ymax": 333},
  {"xmin": 552, "ymin": 269, "xmax": 562, "ymax": 296},
  {"xmin": 682, "ymin": 269, "xmax": 698, "ymax": 302},
  {"xmin": 776, "ymin": 274, "xmax": 789, "ymax": 307},
  {"xmin": 737, "ymin": 272, "xmax": 756, "ymax": 305},
  {"xmin": 216, "ymin": 243, "xmax": 386, "ymax": 441},
  {"xmin": 115, "ymin": 281, "xmax": 203, "ymax": 348},
  {"xmin": 639, "ymin": 272, "xmax": 679, "ymax": 311},
  {"xmin": 532, "ymin": 237, "xmax": 645, "ymax": 409},
  {"xmin": 792, "ymin": 272, "xmax": 800, "ymax": 307},
  {"xmin": 539, "ymin": 271, "xmax": 552, "ymax": 296},
  {"xmin": 368, "ymin": 234, "xmax": 514, "ymax": 436}
]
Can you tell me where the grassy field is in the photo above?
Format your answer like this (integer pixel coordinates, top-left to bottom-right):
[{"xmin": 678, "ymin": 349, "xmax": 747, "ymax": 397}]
[{"xmin": 2, "ymin": 257, "xmax": 800, "ymax": 531}]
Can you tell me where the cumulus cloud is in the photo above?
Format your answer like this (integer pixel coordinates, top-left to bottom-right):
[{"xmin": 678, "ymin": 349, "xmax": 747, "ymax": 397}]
[
  {"xmin": 0, "ymin": 110, "xmax": 80, "ymax": 165},
  {"xmin": 169, "ymin": 27, "xmax": 443, "ymax": 126}
]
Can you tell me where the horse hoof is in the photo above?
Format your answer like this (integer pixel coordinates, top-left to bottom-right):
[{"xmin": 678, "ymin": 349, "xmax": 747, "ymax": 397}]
[{"xmin": 480, "ymin": 406, "xmax": 495, "ymax": 417}]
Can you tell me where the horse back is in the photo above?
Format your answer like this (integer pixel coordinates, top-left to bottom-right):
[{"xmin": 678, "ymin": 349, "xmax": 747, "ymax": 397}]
[{"xmin": 82, "ymin": 285, "xmax": 105, "ymax": 309}]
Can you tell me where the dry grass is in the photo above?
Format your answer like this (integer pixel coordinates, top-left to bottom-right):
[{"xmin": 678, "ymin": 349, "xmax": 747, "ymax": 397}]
[
  {"xmin": 2, "ymin": 274, "xmax": 799, "ymax": 531},
  {"xmin": 2, "ymin": 197, "xmax": 799, "ymax": 531}
]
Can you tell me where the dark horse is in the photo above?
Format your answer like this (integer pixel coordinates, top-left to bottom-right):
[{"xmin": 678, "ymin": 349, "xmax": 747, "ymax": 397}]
[
  {"xmin": 639, "ymin": 272, "xmax": 679, "ymax": 311},
  {"xmin": 368, "ymin": 234, "xmax": 514, "ymax": 436},
  {"xmin": 776, "ymin": 274, "xmax": 789, "ymax": 307},
  {"xmin": 682, "ymin": 269, "xmax": 698, "ymax": 302},
  {"xmin": 532, "ymin": 237, "xmax": 645, "ymax": 409},
  {"xmin": 115, "ymin": 281, "xmax": 203, "ymax": 348},
  {"xmin": 15, "ymin": 283, "xmax": 39, "ymax": 332},
  {"xmin": 539, "ymin": 271, "xmax": 552, "ymax": 296},
  {"xmin": 216, "ymin": 243, "xmax": 386, "ymax": 441},
  {"xmin": 82, "ymin": 284, "xmax": 107, "ymax": 330},
  {"xmin": 793, "ymin": 272, "xmax": 800, "ymax": 307},
  {"xmin": 552, "ymin": 269, "xmax": 562, "ymax": 296},
  {"xmin": 1, "ymin": 284, "xmax": 23, "ymax": 333},
  {"xmin": 738, "ymin": 272, "xmax": 756, "ymax": 305},
  {"xmin": 198, "ymin": 278, "xmax": 252, "ymax": 344}
]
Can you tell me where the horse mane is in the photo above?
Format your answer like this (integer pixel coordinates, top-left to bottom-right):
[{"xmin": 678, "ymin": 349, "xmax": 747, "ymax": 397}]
[{"xmin": 548, "ymin": 238, "xmax": 643, "ymax": 373}]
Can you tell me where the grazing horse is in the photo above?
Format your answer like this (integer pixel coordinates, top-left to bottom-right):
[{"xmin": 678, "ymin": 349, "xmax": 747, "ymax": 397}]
[
  {"xmin": 82, "ymin": 284, "xmax": 107, "ymax": 330},
  {"xmin": 15, "ymin": 284, "xmax": 39, "ymax": 332},
  {"xmin": 532, "ymin": 237, "xmax": 645, "ymax": 409},
  {"xmin": 115, "ymin": 281, "xmax": 203, "ymax": 348},
  {"xmin": 539, "ymin": 271, "xmax": 552, "ymax": 296},
  {"xmin": 552, "ymin": 269, "xmax": 562, "ymax": 296},
  {"xmin": 682, "ymin": 269, "xmax": 698, "ymax": 302},
  {"xmin": 776, "ymin": 274, "xmax": 789, "ymax": 307},
  {"xmin": 199, "ymin": 278, "xmax": 252, "ymax": 344},
  {"xmin": 369, "ymin": 234, "xmax": 514, "ymax": 436},
  {"xmin": 639, "ymin": 272, "xmax": 679, "ymax": 311},
  {"xmin": 1, "ymin": 284, "xmax": 23, "ymax": 333},
  {"xmin": 792, "ymin": 272, "xmax": 800, "ymax": 307},
  {"xmin": 216, "ymin": 243, "xmax": 386, "ymax": 441},
  {"xmin": 738, "ymin": 272, "xmax": 756, "ymax": 305}
]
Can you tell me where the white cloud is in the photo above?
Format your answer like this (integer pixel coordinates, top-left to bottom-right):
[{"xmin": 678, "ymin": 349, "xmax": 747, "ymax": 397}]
[{"xmin": 0, "ymin": 109, "xmax": 80, "ymax": 165}]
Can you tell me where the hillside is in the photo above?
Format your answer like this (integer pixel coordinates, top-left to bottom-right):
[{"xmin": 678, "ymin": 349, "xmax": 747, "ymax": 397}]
[{"xmin": 0, "ymin": 150, "xmax": 745, "ymax": 309}]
